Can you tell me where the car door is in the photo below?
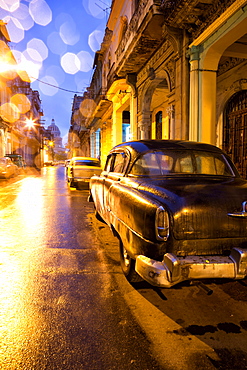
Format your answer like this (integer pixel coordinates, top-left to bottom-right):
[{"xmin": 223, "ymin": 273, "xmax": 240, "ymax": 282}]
[
  {"xmin": 93, "ymin": 154, "xmax": 114, "ymax": 218},
  {"xmin": 103, "ymin": 151, "xmax": 129, "ymax": 222}
]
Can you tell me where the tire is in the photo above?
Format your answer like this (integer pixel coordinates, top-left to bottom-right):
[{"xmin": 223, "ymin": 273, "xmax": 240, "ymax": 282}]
[
  {"xmin": 69, "ymin": 178, "xmax": 76, "ymax": 188},
  {"xmin": 119, "ymin": 239, "xmax": 142, "ymax": 283},
  {"xmin": 95, "ymin": 210, "xmax": 106, "ymax": 224}
]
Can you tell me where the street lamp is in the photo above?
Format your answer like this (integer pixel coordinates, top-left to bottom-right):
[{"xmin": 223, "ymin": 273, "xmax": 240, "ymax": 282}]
[{"xmin": 24, "ymin": 116, "xmax": 38, "ymax": 128}]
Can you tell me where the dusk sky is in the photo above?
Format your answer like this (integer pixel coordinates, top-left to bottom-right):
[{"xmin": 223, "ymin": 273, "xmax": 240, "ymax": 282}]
[{"xmin": 0, "ymin": 0, "xmax": 111, "ymax": 144}]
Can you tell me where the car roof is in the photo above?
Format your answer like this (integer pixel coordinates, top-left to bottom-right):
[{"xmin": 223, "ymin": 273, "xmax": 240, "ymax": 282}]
[
  {"xmin": 71, "ymin": 156, "xmax": 99, "ymax": 161},
  {"xmin": 110, "ymin": 140, "xmax": 225, "ymax": 154},
  {"xmin": 5, "ymin": 154, "xmax": 23, "ymax": 158}
]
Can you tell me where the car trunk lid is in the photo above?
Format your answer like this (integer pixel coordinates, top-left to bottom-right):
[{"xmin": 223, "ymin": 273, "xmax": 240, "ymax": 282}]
[
  {"xmin": 73, "ymin": 166, "xmax": 101, "ymax": 178},
  {"xmin": 138, "ymin": 176, "xmax": 247, "ymax": 240}
]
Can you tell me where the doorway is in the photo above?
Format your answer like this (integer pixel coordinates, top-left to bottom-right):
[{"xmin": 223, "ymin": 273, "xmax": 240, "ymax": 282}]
[{"xmin": 223, "ymin": 90, "xmax": 247, "ymax": 178}]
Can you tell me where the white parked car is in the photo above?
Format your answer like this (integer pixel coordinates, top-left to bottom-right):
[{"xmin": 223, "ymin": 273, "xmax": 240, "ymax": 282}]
[
  {"xmin": 67, "ymin": 156, "xmax": 101, "ymax": 189},
  {"xmin": 0, "ymin": 157, "xmax": 18, "ymax": 178}
]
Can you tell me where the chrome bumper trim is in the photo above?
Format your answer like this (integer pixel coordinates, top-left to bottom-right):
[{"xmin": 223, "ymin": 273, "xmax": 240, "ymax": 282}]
[{"xmin": 135, "ymin": 247, "xmax": 247, "ymax": 288}]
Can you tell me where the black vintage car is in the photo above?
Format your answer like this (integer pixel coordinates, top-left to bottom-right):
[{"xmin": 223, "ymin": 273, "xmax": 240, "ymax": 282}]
[{"xmin": 89, "ymin": 140, "xmax": 247, "ymax": 288}]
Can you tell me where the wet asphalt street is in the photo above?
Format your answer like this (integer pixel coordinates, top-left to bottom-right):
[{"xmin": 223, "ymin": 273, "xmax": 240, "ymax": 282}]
[
  {"xmin": 0, "ymin": 166, "xmax": 159, "ymax": 370},
  {"xmin": 1, "ymin": 166, "xmax": 247, "ymax": 370}
]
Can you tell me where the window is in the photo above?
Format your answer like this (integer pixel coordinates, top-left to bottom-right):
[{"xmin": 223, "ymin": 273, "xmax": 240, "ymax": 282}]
[
  {"xmin": 104, "ymin": 155, "xmax": 114, "ymax": 172},
  {"xmin": 156, "ymin": 111, "xmax": 162, "ymax": 139},
  {"xmin": 74, "ymin": 160, "xmax": 100, "ymax": 167},
  {"xmin": 90, "ymin": 129, "xmax": 101, "ymax": 158},
  {"xmin": 112, "ymin": 152, "xmax": 127, "ymax": 173},
  {"xmin": 129, "ymin": 150, "xmax": 234, "ymax": 177}
]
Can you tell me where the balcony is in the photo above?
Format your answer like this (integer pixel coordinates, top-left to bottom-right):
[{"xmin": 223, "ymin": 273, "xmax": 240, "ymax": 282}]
[{"xmin": 115, "ymin": 0, "xmax": 164, "ymax": 78}]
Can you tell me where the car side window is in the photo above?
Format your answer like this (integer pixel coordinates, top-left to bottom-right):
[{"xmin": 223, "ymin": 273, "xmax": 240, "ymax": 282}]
[
  {"xmin": 195, "ymin": 153, "xmax": 233, "ymax": 176},
  {"xmin": 112, "ymin": 152, "xmax": 127, "ymax": 174},
  {"xmin": 129, "ymin": 149, "xmax": 235, "ymax": 177},
  {"xmin": 174, "ymin": 155, "xmax": 193, "ymax": 173},
  {"xmin": 104, "ymin": 155, "xmax": 113, "ymax": 172},
  {"xmin": 130, "ymin": 152, "xmax": 162, "ymax": 175}
]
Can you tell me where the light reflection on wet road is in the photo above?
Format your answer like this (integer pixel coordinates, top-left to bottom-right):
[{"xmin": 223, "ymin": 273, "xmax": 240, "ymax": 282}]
[
  {"xmin": 3, "ymin": 167, "xmax": 247, "ymax": 370},
  {"xmin": 0, "ymin": 166, "xmax": 160, "ymax": 370},
  {"xmin": 0, "ymin": 167, "xmax": 92, "ymax": 250}
]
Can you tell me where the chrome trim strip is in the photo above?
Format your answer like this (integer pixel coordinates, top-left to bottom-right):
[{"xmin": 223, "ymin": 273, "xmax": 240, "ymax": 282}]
[{"xmin": 228, "ymin": 201, "xmax": 247, "ymax": 217}]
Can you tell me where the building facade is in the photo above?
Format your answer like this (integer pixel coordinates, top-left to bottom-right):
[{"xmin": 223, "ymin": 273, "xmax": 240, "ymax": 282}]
[
  {"xmin": 68, "ymin": 94, "xmax": 90, "ymax": 158},
  {"xmin": 70, "ymin": 0, "xmax": 247, "ymax": 176},
  {"xmin": 0, "ymin": 21, "xmax": 44, "ymax": 168}
]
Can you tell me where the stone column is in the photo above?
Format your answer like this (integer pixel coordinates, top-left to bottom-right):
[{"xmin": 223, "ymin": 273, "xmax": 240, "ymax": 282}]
[
  {"xmin": 189, "ymin": 45, "xmax": 217, "ymax": 144},
  {"xmin": 189, "ymin": 45, "xmax": 200, "ymax": 142},
  {"xmin": 112, "ymin": 108, "xmax": 123, "ymax": 146},
  {"xmin": 200, "ymin": 69, "xmax": 217, "ymax": 144},
  {"xmin": 167, "ymin": 105, "xmax": 175, "ymax": 139},
  {"xmin": 138, "ymin": 111, "xmax": 151, "ymax": 139}
]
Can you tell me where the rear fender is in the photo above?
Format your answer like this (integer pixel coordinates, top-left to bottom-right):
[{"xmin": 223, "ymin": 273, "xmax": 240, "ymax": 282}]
[{"xmin": 107, "ymin": 183, "xmax": 166, "ymax": 259}]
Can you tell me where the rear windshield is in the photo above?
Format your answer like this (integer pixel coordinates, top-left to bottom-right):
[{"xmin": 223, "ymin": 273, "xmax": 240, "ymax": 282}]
[
  {"xmin": 74, "ymin": 160, "xmax": 100, "ymax": 167},
  {"xmin": 130, "ymin": 150, "xmax": 235, "ymax": 177}
]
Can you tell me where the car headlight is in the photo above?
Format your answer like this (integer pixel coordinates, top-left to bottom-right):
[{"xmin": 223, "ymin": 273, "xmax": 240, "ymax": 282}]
[{"xmin": 155, "ymin": 206, "xmax": 169, "ymax": 241}]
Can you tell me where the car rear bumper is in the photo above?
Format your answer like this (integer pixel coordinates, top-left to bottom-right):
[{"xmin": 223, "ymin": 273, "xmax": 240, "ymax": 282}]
[
  {"xmin": 69, "ymin": 176, "xmax": 90, "ymax": 184},
  {"xmin": 135, "ymin": 247, "xmax": 247, "ymax": 287},
  {"xmin": 74, "ymin": 178, "xmax": 90, "ymax": 182}
]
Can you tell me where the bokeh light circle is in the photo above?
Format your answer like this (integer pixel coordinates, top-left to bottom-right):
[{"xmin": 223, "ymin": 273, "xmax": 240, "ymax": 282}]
[
  {"xmin": 3, "ymin": 15, "xmax": 25, "ymax": 43},
  {"xmin": 39, "ymin": 75, "xmax": 58, "ymax": 96},
  {"xmin": 47, "ymin": 32, "xmax": 67, "ymax": 56},
  {"xmin": 26, "ymin": 38, "xmax": 48, "ymax": 62},
  {"xmin": 45, "ymin": 65, "xmax": 65, "ymax": 85},
  {"xmin": 79, "ymin": 99, "xmax": 96, "ymax": 118},
  {"xmin": 10, "ymin": 94, "xmax": 31, "ymax": 114},
  {"xmin": 0, "ymin": 102, "xmax": 20, "ymax": 123},
  {"xmin": 61, "ymin": 52, "xmax": 80, "ymax": 75},
  {"xmin": 0, "ymin": 0, "xmax": 20, "ymax": 13},
  {"xmin": 88, "ymin": 30, "xmax": 103, "ymax": 52},
  {"xmin": 11, "ymin": 3, "xmax": 34, "ymax": 31},
  {"xmin": 59, "ymin": 15, "xmax": 79, "ymax": 46},
  {"xmin": 82, "ymin": 0, "xmax": 107, "ymax": 19},
  {"xmin": 29, "ymin": 0, "xmax": 52, "ymax": 26},
  {"xmin": 77, "ymin": 51, "xmax": 93, "ymax": 72}
]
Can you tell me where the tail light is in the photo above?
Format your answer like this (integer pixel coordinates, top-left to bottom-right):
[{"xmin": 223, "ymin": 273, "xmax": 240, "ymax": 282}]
[{"xmin": 155, "ymin": 206, "xmax": 169, "ymax": 241}]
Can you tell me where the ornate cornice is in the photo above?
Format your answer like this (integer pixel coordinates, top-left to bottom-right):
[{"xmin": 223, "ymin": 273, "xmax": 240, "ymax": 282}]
[
  {"xmin": 160, "ymin": 0, "xmax": 239, "ymax": 39},
  {"xmin": 218, "ymin": 57, "xmax": 246, "ymax": 76}
]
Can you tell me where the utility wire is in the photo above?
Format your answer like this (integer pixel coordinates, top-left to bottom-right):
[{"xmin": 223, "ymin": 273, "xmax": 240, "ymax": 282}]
[
  {"xmin": 32, "ymin": 75, "xmax": 121, "ymax": 99},
  {"xmin": 33, "ymin": 77, "xmax": 87, "ymax": 94}
]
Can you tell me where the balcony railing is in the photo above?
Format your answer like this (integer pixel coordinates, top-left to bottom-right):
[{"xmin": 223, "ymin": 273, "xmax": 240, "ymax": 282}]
[{"xmin": 116, "ymin": 0, "xmax": 162, "ymax": 62}]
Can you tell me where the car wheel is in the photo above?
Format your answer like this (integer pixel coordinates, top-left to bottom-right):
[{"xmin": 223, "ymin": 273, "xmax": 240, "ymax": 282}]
[
  {"xmin": 69, "ymin": 179, "xmax": 76, "ymax": 188},
  {"xmin": 119, "ymin": 239, "xmax": 142, "ymax": 283},
  {"xmin": 95, "ymin": 210, "xmax": 106, "ymax": 224}
]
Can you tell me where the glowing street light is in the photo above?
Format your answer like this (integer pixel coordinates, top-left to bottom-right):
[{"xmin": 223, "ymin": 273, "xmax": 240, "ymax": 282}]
[{"xmin": 24, "ymin": 116, "xmax": 38, "ymax": 128}]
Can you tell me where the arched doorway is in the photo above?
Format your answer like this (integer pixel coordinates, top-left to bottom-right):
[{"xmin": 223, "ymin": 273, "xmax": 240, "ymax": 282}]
[
  {"xmin": 223, "ymin": 90, "xmax": 247, "ymax": 178},
  {"xmin": 155, "ymin": 111, "xmax": 162, "ymax": 139},
  {"xmin": 140, "ymin": 76, "xmax": 170, "ymax": 140}
]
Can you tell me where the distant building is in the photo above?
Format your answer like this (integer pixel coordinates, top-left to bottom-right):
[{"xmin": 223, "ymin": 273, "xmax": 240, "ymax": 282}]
[
  {"xmin": 0, "ymin": 20, "xmax": 44, "ymax": 166},
  {"xmin": 46, "ymin": 118, "xmax": 67, "ymax": 162},
  {"xmin": 68, "ymin": 94, "xmax": 90, "ymax": 158},
  {"xmin": 47, "ymin": 118, "xmax": 63, "ymax": 151}
]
